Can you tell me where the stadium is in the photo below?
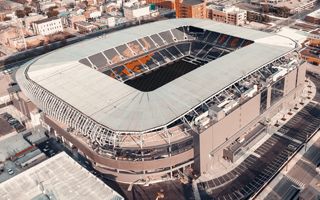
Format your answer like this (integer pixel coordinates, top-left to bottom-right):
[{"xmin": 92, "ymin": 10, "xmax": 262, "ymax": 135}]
[{"xmin": 16, "ymin": 18, "xmax": 306, "ymax": 183}]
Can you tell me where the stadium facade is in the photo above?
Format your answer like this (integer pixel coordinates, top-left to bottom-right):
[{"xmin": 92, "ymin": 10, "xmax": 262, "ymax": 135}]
[{"xmin": 16, "ymin": 19, "xmax": 306, "ymax": 183}]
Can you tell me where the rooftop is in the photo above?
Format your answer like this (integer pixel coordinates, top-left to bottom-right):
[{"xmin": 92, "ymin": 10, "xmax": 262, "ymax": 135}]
[
  {"xmin": 181, "ymin": 0, "xmax": 205, "ymax": 5},
  {"xmin": 307, "ymin": 8, "xmax": 320, "ymax": 19},
  {"xmin": 0, "ymin": 133, "xmax": 31, "ymax": 161},
  {"xmin": 0, "ymin": 152, "xmax": 124, "ymax": 200},
  {"xmin": 17, "ymin": 18, "xmax": 297, "ymax": 132},
  {"xmin": 33, "ymin": 17, "xmax": 60, "ymax": 24}
]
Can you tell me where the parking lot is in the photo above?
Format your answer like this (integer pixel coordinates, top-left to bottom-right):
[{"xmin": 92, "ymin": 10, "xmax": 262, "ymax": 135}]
[
  {"xmin": 0, "ymin": 117, "xmax": 14, "ymax": 136},
  {"xmin": 36, "ymin": 138, "xmax": 63, "ymax": 158},
  {"xmin": 0, "ymin": 112, "xmax": 25, "ymax": 133}
]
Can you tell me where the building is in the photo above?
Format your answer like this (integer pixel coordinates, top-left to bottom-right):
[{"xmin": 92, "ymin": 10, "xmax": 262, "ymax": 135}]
[
  {"xmin": 300, "ymin": 29, "xmax": 320, "ymax": 66},
  {"xmin": 145, "ymin": 0, "xmax": 175, "ymax": 9},
  {"xmin": 124, "ymin": 4, "xmax": 151, "ymax": 20},
  {"xmin": 32, "ymin": 17, "xmax": 64, "ymax": 36},
  {"xmin": 175, "ymin": 0, "xmax": 206, "ymax": 18},
  {"xmin": 24, "ymin": 13, "xmax": 47, "ymax": 31},
  {"xmin": 207, "ymin": 5, "xmax": 247, "ymax": 26},
  {"xmin": 16, "ymin": 19, "xmax": 305, "ymax": 184},
  {"xmin": 304, "ymin": 8, "xmax": 320, "ymax": 25},
  {"xmin": 67, "ymin": 14, "xmax": 86, "ymax": 29},
  {"xmin": 251, "ymin": 0, "xmax": 317, "ymax": 15},
  {"xmin": 74, "ymin": 21, "xmax": 98, "ymax": 32},
  {"xmin": 84, "ymin": 7, "xmax": 102, "ymax": 19},
  {"xmin": 0, "ymin": 133, "xmax": 34, "ymax": 161},
  {"xmin": 0, "ymin": 152, "xmax": 124, "ymax": 200}
]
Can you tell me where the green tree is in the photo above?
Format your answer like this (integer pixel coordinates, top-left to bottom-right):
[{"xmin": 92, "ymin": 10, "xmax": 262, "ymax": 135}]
[
  {"xmin": 15, "ymin": 9, "xmax": 25, "ymax": 18},
  {"xmin": 24, "ymin": 7, "xmax": 32, "ymax": 16},
  {"xmin": 46, "ymin": 7, "xmax": 59, "ymax": 17}
]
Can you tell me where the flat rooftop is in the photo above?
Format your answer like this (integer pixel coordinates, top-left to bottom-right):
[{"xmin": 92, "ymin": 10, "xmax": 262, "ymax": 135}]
[
  {"xmin": 0, "ymin": 152, "xmax": 124, "ymax": 200},
  {"xmin": 17, "ymin": 18, "xmax": 297, "ymax": 132},
  {"xmin": 181, "ymin": 0, "xmax": 205, "ymax": 5},
  {"xmin": 307, "ymin": 8, "xmax": 320, "ymax": 19}
]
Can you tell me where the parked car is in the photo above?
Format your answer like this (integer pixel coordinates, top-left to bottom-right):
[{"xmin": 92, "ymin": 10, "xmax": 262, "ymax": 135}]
[{"xmin": 7, "ymin": 168, "xmax": 14, "ymax": 175}]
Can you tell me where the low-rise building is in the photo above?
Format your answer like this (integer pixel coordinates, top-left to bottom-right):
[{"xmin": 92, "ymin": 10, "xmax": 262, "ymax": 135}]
[
  {"xmin": 251, "ymin": 0, "xmax": 317, "ymax": 15},
  {"xmin": 175, "ymin": 0, "xmax": 206, "ymax": 19},
  {"xmin": 32, "ymin": 17, "xmax": 64, "ymax": 36},
  {"xmin": 146, "ymin": 0, "xmax": 174, "ymax": 9},
  {"xmin": 300, "ymin": 29, "xmax": 320, "ymax": 66},
  {"xmin": 96, "ymin": 15, "xmax": 116, "ymax": 28},
  {"xmin": 304, "ymin": 8, "xmax": 320, "ymax": 25},
  {"xmin": 24, "ymin": 13, "xmax": 46, "ymax": 31},
  {"xmin": 74, "ymin": 21, "xmax": 98, "ymax": 32},
  {"xmin": 207, "ymin": 5, "xmax": 247, "ymax": 26},
  {"xmin": 67, "ymin": 13, "xmax": 86, "ymax": 29},
  {"xmin": 0, "ymin": 152, "xmax": 124, "ymax": 200},
  {"xmin": 124, "ymin": 4, "xmax": 151, "ymax": 20},
  {"xmin": 39, "ymin": 1, "xmax": 57, "ymax": 11},
  {"xmin": 84, "ymin": 7, "xmax": 102, "ymax": 19}
]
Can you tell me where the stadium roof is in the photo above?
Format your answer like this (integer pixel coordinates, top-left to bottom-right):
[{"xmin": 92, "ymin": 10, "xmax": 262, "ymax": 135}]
[
  {"xmin": 0, "ymin": 152, "xmax": 124, "ymax": 200},
  {"xmin": 20, "ymin": 18, "xmax": 297, "ymax": 132}
]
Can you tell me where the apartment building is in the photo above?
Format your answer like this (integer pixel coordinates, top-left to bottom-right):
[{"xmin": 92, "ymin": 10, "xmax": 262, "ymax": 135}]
[
  {"xmin": 32, "ymin": 17, "xmax": 63, "ymax": 36},
  {"xmin": 207, "ymin": 5, "xmax": 247, "ymax": 26},
  {"xmin": 175, "ymin": 0, "xmax": 206, "ymax": 18}
]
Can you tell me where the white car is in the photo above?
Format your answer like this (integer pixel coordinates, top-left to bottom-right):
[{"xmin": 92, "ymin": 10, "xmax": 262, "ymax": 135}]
[{"xmin": 7, "ymin": 168, "xmax": 14, "ymax": 175}]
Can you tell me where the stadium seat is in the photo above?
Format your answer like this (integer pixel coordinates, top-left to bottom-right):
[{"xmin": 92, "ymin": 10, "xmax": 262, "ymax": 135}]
[
  {"xmin": 217, "ymin": 34, "xmax": 229, "ymax": 46},
  {"xmin": 176, "ymin": 43, "xmax": 191, "ymax": 55},
  {"xmin": 167, "ymin": 46, "xmax": 184, "ymax": 58},
  {"xmin": 103, "ymin": 48, "xmax": 122, "ymax": 64},
  {"xmin": 151, "ymin": 52, "xmax": 166, "ymax": 65},
  {"xmin": 125, "ymin": 60, "xmax": 145, "ymax": 74},
  {"xmin": 159, "ymin": 49, "xmax": 175, "ymax": 61},
  {"xmin": 142, "ymin": 54, "xmax": 158, "ymax": 69},
  {"xmin": 115, "ymin": 44, "xmax": 134, "ymax": 59},
  {"xmin": 79, "ymin": 58, "xmax": 92, "ymax": 68},
  {"xmin": 127, "ymin": 40, "xmax": 145, "ymax": 55},
  {"xmin": 171, "ymin": 28, "xmax": 185, "ymax": 41},
  {"xmin": 138, "ymin": 37, "xmax": 157, "ymax": 51},
  {"xmin": 88, "ymin": 53, "xmax": 109, "ymax": 68},
  {"xmin": 112, "ymin": 65, "xmax": 135, "ymax": 80},
  {"xmin": 159, "ymin": 30, "xmax": 175, "ymax": 44},
  {"xmin": 150, "ymin": 34, "xmax": 165, "ymax": 47},
  {"xmin": 190, "ymin": 41, "xmax": 206, "ymax": 56},
  {"xmin": 205, "ymin": 32, "xmax": 220, "ymax": 44},
  {"xmin": 196, "ymin": 44, "xmax": 214, "ymax": 58}
]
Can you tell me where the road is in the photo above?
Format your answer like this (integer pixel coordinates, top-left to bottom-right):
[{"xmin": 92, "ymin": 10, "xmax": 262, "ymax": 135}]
[{"xmin": 264, "ymin": 3, "xmax": 320, "ymax": 32}]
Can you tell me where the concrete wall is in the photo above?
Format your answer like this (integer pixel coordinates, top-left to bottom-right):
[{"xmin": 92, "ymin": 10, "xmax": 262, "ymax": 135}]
[
  {"xmin": 284, "ymin": 68, "xmax": 298, "ymax": 95},
  {"xmin": 197, "ymin": 94, "xmax": 260, "ymax": 173}
]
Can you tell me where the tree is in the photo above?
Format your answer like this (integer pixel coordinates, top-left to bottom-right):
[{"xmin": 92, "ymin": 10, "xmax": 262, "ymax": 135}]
[
  {"xmin": 15, "ymin": 10, "xmax": 25, "ymax": 18},
  {"xmin": 67, "ymin": 2, "xmax": 75, "ymax": 9},
  {"xmin": 83, "ymin": 0, "xmax": 88, "ymax": 7},
  {"xmin": 24, "ymin": 7, "xmax": 32, "ymax": 16},
  {"xmin": 275, "ymin": 6, "xmax": 290, "ymax": 18},
  {"xmin": 261, "ymin": 4, "xmax": 269, "ymax": 14},
  {"xmin": 46, "ymin": 7, "xmax": 59, "ymax": 18},
  {"xmin": 3, "ymin": 16, "xmax": 12, "ymax": 21}
]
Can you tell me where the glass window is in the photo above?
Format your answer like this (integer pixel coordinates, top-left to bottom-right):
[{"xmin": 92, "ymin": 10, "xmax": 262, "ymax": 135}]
[{"xmin": 270, "ymin": 78, "xmax": 285, "ymax": 106}]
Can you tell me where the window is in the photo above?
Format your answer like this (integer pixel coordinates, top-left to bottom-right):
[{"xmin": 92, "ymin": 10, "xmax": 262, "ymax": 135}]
[
  {"xmin": 270, "ymin": 78, "xmax": 285, "ymax": 106},
  {"xmin": 260, "ymin": 89, "xmax": 268, "ymax": 114}
]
